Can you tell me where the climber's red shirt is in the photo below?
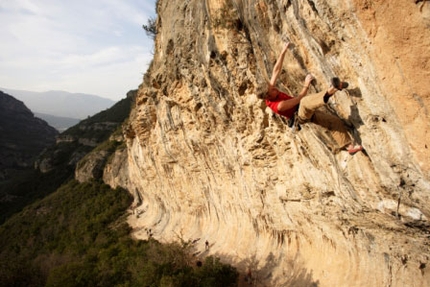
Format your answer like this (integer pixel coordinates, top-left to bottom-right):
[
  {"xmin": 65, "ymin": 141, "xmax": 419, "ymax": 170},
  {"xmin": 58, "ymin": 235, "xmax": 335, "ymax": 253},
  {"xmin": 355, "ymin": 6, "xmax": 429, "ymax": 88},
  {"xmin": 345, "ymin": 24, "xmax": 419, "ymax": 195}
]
[{"xmin": 265, "ymin": 92, "xmax": 296, "ymax": 119}]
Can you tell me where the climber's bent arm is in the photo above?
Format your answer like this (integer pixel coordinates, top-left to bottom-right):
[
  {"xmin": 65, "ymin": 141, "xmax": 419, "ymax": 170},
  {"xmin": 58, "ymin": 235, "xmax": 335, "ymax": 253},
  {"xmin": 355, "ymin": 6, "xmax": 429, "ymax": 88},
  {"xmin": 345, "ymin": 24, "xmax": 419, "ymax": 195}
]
[
  {"xmin": 296, "ymin": 74, "xmax": 314, "ymax": 100},
  {"xmin": 277, "ymin": 97, "xmax": 301, "ymax": 112}
]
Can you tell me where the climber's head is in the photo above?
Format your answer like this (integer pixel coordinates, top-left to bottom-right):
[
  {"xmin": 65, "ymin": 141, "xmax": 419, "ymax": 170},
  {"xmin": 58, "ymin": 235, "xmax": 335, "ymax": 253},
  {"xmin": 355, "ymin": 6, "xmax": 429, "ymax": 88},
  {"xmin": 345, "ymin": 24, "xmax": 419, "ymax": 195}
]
[
  {"xmin": 266, "ymin": 86, "xmax": 279, "ymax": 99},
  {"xmin": 256, "ymin": 85, "xmax": 268, "ymax": 100},
  {"xmin": 255, "ymin": 81, "xmax": 279, "ymax": 100},
  {"xmin": 256, "ymin": 84, "xmax": 278, "ymax": 100}
]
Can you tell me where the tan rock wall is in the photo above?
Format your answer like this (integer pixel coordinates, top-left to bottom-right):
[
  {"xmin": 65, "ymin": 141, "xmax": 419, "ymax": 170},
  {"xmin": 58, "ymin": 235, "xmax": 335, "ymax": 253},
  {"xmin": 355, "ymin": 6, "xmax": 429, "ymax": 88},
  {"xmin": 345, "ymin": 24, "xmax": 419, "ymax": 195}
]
[
  {"xmin": 351, "ymin": 0, "xmax": 430, "ymax": 174},
  {"xmin": 105, "ymin": 0, "xmax": 430, "ymax": 286}
]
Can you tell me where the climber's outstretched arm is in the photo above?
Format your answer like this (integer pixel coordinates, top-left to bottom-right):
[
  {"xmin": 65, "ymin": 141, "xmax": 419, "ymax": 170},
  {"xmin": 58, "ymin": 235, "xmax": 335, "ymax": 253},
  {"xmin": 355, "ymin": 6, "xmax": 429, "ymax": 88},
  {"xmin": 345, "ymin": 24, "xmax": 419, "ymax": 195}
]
[{"xmin": 269, "ymin": 42, "xmax": 290, "ymax": 88}]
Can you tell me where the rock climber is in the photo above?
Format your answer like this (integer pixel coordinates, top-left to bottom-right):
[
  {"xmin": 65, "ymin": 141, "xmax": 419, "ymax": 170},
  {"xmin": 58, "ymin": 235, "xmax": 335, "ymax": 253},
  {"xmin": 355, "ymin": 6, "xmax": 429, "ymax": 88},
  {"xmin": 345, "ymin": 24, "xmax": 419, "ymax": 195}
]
[{"xmin": 257, "ymin": 42, "xmax": 363, "ymax": 155}]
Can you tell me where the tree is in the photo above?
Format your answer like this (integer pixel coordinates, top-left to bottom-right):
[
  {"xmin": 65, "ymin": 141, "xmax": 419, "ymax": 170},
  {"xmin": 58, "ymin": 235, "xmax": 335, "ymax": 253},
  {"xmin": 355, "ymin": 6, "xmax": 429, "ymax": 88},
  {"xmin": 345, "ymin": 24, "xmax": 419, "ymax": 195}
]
[{"xmin": 142, "ymin": 17, "xmax": 157, "ymax": 40}]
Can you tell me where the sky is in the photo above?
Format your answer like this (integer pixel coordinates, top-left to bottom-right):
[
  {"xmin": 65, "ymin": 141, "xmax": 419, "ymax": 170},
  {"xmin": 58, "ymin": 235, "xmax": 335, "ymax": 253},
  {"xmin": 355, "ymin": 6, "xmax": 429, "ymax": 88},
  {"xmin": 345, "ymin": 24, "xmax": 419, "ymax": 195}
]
[{"xmin": 0, "ymin": 0, "xmax": 157, "ymax": 101}]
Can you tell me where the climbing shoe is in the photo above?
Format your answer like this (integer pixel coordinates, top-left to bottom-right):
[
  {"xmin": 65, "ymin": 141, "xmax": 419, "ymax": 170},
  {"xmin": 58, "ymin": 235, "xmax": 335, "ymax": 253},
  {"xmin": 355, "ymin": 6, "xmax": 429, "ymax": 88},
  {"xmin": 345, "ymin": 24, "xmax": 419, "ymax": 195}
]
[{"xmin": 331, "ymin": 77, "xmax": 349, "ymax": 91}]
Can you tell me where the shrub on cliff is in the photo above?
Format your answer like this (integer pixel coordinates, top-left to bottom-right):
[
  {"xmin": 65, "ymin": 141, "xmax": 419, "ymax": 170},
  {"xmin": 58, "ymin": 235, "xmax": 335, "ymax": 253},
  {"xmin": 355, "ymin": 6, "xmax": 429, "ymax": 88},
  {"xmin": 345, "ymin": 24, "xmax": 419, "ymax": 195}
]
[{"xmin": 142, "ymin": 17, "xmax": 157, "ymax": 40}]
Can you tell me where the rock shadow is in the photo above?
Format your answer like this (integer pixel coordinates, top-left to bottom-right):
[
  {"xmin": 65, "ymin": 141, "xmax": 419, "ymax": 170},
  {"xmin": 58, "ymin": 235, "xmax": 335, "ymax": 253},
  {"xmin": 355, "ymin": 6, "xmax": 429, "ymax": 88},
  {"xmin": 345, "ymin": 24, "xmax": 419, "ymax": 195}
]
[
  {"xmin": 346, "ymin": 87, "xmax": 364, "ymax": 125},
  {"xmin": 346, "ymin": 87, "xmax": 365, "ymax": 146},
  {"xmin": 235, "ymin": 252, "xmax": 320, "ymax": 286}
]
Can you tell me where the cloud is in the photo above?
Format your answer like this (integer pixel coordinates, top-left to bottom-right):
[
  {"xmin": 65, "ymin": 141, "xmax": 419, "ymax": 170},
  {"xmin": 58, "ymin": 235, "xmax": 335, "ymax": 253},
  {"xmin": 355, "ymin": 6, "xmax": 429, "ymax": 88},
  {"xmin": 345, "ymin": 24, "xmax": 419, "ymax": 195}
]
[
  {"xmin": 60, "ymin": 47, "xmax": 126, "ymax": 69},
  {"xmin": 0, "ymin": 0, "xmax": 156, "ymax": 101}
]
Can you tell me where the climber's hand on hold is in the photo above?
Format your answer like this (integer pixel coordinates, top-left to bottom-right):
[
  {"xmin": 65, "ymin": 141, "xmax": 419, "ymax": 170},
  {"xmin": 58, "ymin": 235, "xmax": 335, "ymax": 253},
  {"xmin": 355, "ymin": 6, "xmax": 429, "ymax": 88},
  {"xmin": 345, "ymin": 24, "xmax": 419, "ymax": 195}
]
[
  {"xmin": 282, "ymin": 42, "xmax": 290, "ymax": 52},
  {"xmin": 281, "ymin": 34, "xmax": 295, "ymax": 49},
  {"xmin": 304, "ymin": 74, "xmax": 315, "ymax": 87}
]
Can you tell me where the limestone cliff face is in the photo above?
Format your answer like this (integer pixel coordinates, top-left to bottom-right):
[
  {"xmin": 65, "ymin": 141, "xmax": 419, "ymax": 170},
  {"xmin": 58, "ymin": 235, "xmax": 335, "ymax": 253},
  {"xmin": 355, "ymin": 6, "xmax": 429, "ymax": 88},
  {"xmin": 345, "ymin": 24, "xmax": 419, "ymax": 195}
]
[{"xmin": 105, "ymin": 0, "xmax": 430, "ymax": 286}]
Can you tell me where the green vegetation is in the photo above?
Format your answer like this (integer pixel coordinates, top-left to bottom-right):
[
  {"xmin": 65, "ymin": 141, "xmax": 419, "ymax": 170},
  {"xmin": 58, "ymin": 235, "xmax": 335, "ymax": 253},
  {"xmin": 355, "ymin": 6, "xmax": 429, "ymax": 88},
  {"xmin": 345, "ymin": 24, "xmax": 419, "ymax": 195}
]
[
  {"xmin": 0, "ymin": 165, "xmax": 73, "ymax": 225},
  {"xmin": 142, "ymin": 1, "xmax": 159, "ymax": 40},
  {"xmin": 142, "ymin": 17, "xmax": 157, "ymax": 40},
  {"xmin": 0, "ymin": 93, "xmax": 136, "ymax": 225},
  {"xmin": 64, "ymin": 95, "xmax": 133, "ymax": 142},
  {"xmin": 0, "ymin": 180, "xmax": 238, "ymax": 286}
]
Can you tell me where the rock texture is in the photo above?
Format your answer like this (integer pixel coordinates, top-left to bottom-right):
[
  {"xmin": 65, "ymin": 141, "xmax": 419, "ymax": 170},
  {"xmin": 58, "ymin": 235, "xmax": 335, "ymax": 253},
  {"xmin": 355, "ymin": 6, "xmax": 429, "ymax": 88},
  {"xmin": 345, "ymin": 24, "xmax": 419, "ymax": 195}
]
[{"xmin": 104, "ymin": 0, "xmax": 430, "ymax": 286}]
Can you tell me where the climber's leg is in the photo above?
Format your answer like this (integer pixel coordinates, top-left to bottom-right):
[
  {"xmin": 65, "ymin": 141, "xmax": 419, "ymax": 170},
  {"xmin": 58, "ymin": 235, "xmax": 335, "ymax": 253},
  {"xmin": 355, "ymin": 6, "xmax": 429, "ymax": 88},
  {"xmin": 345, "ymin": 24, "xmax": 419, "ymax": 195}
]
[
  {"xmin": 297, "ymin": 78, "xmax": 347, "ymax": 122},
  {"xmin": 312, "ymin": 110, "xmax": 352, "ymax": 149},
  {"xmin": 297, "ymin": 78, "xmax": 362, "ymax": 154},
  {"xmin": 297, "ymin": 90, "xmax": 326, "ymax": 121}
]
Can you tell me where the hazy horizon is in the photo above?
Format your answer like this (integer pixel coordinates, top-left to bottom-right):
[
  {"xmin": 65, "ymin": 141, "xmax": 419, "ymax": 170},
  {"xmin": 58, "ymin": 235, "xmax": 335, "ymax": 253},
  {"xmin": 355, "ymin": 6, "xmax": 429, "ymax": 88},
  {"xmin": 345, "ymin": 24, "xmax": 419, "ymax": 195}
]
[
  {"xmin": 0, "ymin": 1, "xmax": 156, "ymax": 101},
  {"xmin": 1, "ymin": 87, "xmax": 116, "ymax": 120}
]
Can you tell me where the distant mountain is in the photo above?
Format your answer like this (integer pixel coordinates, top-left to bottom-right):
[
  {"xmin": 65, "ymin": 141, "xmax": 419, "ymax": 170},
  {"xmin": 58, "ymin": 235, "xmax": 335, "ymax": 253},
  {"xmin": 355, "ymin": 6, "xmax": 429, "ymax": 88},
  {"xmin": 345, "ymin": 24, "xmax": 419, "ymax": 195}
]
[
  {"xmin": 0, "ymin": 89, "xmax": 135, "ymax": 225},
  {"xmin": 0, "ymin": 91, "xmax": 58, "ymax": 170},
  {"xmin": 34, "ymin": 112, "xmax": 80, "ymax": 132},
  {"xmin": 0, "ymin": 88, "xmax": 116, "ymax": 119}
]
